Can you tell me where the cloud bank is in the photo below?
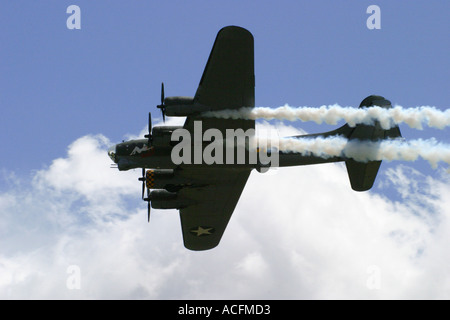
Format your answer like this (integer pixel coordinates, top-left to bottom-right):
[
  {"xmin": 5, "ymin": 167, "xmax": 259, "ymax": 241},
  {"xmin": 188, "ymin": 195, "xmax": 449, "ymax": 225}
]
[{"xmin": 1, "ymin": 126, "xmax": 450, "ymax": 299}]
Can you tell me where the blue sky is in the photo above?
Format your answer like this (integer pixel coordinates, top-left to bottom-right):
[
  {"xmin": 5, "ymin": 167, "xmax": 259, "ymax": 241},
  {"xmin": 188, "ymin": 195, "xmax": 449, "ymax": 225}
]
[
  {"xmin": 1, "ymin": 1, "xmax": 448, "ymax": 171},
  {"xmin": 1, "ymin": 1, "xmax": 449, "ymax": 299}
]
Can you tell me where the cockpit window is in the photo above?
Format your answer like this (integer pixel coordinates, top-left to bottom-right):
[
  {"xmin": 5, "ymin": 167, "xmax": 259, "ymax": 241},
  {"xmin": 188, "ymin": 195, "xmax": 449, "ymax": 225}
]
[{"xmin": 108, "ymin": 145, "xmax": 117, "ymax": 162}]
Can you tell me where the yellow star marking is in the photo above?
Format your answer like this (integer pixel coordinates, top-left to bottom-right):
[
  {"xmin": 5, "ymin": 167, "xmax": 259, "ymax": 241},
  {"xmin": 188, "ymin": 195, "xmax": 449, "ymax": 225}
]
[{"xmin": 190, "ymin": 226, "xmax": 214, "ymax": 237}]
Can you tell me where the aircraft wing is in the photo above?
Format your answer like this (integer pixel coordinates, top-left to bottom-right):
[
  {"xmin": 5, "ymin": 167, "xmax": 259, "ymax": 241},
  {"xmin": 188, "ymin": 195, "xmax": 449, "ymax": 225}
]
[
  {"xmin": 175, "ymin": 26, "xmax": 255, "ymax": 250},
  {"xmin": 178, "ymin": 168, "xmax": 251, "ymax": 250},
  {"xmin": 184, "ymin": 25, "xmax": 255, "ymax": 133}
]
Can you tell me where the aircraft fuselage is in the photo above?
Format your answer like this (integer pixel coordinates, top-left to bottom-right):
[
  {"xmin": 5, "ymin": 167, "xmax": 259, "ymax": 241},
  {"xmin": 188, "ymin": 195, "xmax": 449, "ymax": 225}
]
[{"xmin": 108, "ymin": 137, "xmax": 344, "ymax": 172}]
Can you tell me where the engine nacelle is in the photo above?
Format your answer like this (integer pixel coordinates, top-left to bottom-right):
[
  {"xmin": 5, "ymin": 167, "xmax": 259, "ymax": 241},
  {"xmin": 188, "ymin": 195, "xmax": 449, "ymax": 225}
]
[
  {"xmin": 151, "ymin": 126, "xmax": 182, "ymax": 147},
  {"xmin": 164, "ymin": 96, "xmax": 211, "ymax": 116},
  {"xmin": 150, "ymin": 189, "xmax": 194, "ymax": 209},
  {"xmin": 145, "ymin": 169, "xmax": 201, "ymax": 192}
]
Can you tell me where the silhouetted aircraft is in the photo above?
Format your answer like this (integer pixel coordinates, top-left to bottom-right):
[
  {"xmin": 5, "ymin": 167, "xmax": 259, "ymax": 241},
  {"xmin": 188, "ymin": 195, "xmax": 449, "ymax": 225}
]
[{"xmin": 108, "ymin": 26, "xmax": 401, "ymax": 250}]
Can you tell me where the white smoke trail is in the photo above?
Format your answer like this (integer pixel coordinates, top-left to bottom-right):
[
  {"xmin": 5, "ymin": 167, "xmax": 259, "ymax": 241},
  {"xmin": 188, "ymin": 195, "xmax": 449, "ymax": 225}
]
[
  {"xmin": 203, "ymin": 104, "xmax": 450, "ymax": 130},
  {"xmin": 273, "ymin": 136, "xmax": 450, "ymax": 169}
]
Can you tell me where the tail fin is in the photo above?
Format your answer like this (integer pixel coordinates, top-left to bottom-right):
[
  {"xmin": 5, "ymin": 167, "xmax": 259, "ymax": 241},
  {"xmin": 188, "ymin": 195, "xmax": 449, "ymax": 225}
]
[{"xmin": 340, "ymin": 95, "xmax": 402, "ymax": 191}]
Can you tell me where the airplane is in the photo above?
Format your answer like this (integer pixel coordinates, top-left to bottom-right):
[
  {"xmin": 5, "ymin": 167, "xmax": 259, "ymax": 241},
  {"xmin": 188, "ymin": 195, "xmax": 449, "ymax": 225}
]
[{"xmin": 108, "ymin": 26, "xmax": 402, "ymax": 251}]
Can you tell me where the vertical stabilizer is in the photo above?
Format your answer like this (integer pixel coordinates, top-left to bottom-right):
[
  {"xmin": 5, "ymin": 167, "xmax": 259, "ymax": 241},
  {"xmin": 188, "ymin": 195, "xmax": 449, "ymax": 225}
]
[{"xmin": 344, "ymin": 95, "xmax": 402, "ymax": 191}]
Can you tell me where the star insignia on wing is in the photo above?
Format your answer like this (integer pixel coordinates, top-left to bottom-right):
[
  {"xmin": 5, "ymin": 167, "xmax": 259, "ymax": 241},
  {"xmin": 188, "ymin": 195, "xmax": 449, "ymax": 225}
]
[{"xmin": 190, "ymin": 226, "xmax": 215, "ymax": 237}]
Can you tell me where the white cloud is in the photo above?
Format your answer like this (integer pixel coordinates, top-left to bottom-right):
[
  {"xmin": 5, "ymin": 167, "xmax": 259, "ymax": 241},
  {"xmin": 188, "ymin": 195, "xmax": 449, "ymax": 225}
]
[{"xmin": 1, "ymin": 128, "xmax": 450, "ymax": 299}]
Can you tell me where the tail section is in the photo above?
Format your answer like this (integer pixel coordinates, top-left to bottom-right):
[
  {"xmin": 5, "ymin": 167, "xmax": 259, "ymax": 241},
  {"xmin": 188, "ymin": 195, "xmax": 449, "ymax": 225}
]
[
  {"xmin": 286, "ymin": 95, "xmax": 402, "ymax": 191},
  {"xmin": 341, "ymin": 95, "xmax": 402, "ymax": 191},
  {"xmin": 303, "ymin": 95, "xmax": 402, "ymax": 191}
]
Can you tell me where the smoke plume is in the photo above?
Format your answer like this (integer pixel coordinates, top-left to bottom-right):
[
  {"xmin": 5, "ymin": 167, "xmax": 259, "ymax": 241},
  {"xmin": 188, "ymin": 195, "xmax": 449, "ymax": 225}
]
[
  {"xmin": 274, "ymin": 136, "xmax": 450, "ymax": 169},
  {"xmin": 204, "ymin": 104, "xmax": 450, "ymax": 130}
]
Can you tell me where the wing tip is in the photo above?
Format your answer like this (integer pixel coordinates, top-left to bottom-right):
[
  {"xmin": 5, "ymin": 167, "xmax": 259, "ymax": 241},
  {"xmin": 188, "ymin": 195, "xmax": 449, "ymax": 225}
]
[
  {"xmin": 183, "ymin": 240, "xmax": 220, "ymax": 251},
  {"xmin": 218, "ymin": 25, "xmax": 254, "ymax": 40}
]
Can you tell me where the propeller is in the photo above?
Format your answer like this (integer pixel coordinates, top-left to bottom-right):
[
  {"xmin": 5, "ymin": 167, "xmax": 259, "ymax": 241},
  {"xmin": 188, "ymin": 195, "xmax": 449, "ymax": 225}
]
[
  {"xmin": 143, "ymin": 189, "xmax": 151, "ymax": 223},
  {"xmin": 138, "ymin": 168, "xmax": 146, "ymax": 199},
  {"xmin": 138, "ymin": 168, "xmax": 152, "ymax": 223},
  {"xmin": 144, "ymin": 112, "xmax": 152, "ymax": 144},
  {"xmin": 156, "ymin": 82, "xmax": 166, "ymax": 122}
]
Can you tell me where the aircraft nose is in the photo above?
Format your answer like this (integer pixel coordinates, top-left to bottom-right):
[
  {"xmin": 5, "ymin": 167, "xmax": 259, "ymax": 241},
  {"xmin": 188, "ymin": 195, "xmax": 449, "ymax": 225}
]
[{"xmin": 108, "ymin": 145, "xmax": 117, "ymax": 163}]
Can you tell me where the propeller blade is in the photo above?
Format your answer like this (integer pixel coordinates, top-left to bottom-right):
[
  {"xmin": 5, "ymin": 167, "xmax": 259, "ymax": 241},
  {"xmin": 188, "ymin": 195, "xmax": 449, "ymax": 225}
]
[
  {"xmin": 148, "ymin": 112, "xmax": 152, "ymax": 134},
  {"xmin": 140, "ymin": 170, "xmax": 152, "ymax": 223},
  {"xmin": 141, "ymin": 168, "xmax": 145, "ymax": 199},
  {"xmin": 157, "ymin": 82, "xmax": 166, "ymax": 123},
  {"xmin": 144, "ymin": 112, "xmax": 152, "ymax": 142},
  {"xmin": 145, "ymin": 189, "xmax": 151, "ymax": 223}
]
